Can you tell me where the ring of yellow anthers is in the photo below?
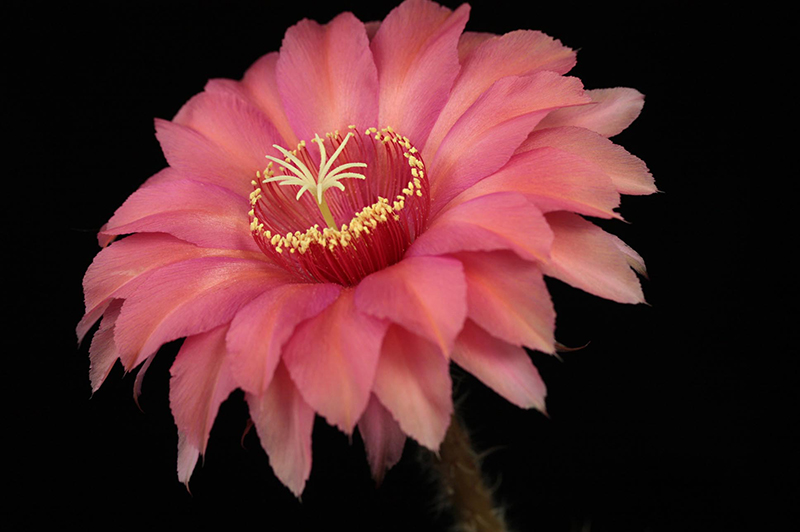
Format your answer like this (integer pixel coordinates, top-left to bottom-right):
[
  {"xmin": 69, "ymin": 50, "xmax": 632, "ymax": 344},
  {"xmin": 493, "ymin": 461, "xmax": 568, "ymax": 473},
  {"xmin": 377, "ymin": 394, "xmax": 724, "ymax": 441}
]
[{"xmin": 248, "ymin": 126, "xmax": 426, "ymax": 256}]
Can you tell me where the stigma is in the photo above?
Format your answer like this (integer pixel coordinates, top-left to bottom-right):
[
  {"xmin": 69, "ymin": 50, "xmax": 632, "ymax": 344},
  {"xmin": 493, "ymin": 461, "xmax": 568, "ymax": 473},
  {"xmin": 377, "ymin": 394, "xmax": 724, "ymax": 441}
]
[{"xmin": 249, "ymin": 126, "xmax": 430, "ymax": 286}]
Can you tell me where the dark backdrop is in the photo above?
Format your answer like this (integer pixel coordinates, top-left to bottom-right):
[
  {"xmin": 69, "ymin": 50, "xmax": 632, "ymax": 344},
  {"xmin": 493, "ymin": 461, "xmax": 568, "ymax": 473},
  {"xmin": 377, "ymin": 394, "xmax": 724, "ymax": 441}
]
[{"xmin": 11, "ymin": 1, "xmax": 784, "ymax": 530}]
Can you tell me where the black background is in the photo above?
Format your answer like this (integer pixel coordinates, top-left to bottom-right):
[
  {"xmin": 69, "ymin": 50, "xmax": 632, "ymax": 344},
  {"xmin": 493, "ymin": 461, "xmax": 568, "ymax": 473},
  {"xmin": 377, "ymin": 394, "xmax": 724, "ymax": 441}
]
[{"xmin": 10, "ymin": 1, "xmax": 789, "ymax": 530}]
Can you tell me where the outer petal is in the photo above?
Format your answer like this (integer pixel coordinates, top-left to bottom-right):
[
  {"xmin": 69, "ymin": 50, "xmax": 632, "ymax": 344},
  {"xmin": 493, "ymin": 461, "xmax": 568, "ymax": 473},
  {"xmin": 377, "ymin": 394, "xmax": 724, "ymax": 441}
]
[
  {"xmin": 88, "ymin": 299, "xmax": 123, "ymax": 393},
  {"xmin": 407, "ymin": 192, "xmax": 553, "ymax": 263},
  {"xmin": 536, "ymin": 88, "xmax": 645, "ymax": 138},
  {"xmin": 453, "ymin": 321, "xmax": 547, "ymax": 411},
  {"xmin": 115, "ymin": 257, "xmax": 292, "ymax": 370},
  {"xmin": 277, "ymin": 13, "xmax": 379, "ymax": 140},
  {"xmin": 205, "ymin": 52, "xmax": 298, "ymax": 148},
  {"xmin": 517, "ymin": 126, "xmax": 656, "ymax": 195},
  {"xmin": 358, "ymin": 395, "xmax": 406, "ymax": 484},
  {"xmin": 101, "ymin": 179, "xmax": 260, "ymax": 253},
  {"xmin": 282, "ymin": 289, "xmax": 389, "ymax": 434},
  {"xmin": 227, "ymin": 283, "xmax": 341, "ymax": 395},
  {"xmin": 246, "ymin": 361, "xmax": 315, "ymax": 497},
  {"xmin": 373, "ymin": 326, "xmax": 453, "ymax": 451},
  {"xmin": 542, "ymin": 212, "xmax": 645, "ymax": 304},
  {"xmin": 426, "ymin": 29, "xmax": 575, "ymax": 158},
  {"xmin": 449, "ymin": 146, "xmax": 622, "ymax": 220},
  {"xmin": 78, "ymin": 234, "xmax": 260, "ymax": 342},
  {"xmin": 455, "ymin": 251, "xmax": 555, "ymax": 353},
  {"xmin": 169, "ymin": 324, "xmax": 238, "ymax": 483},
  {"xmin": 371, "ymin": 0, "xmax": 469, "ymax": 147},
  {"xmin": 355, "ymin": 256, "xmax": 467, "ymax": 355},
  {"xmin": 427, "ymin": 72, "xmax": 590, "ymax": 214}
]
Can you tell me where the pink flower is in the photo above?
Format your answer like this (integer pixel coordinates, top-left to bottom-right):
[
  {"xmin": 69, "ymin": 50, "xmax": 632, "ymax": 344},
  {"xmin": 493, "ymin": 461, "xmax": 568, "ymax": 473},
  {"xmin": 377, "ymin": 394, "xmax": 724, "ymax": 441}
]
[{"xmin": 79, "ymin": 0, "xmax": 655, "ymax": 496}]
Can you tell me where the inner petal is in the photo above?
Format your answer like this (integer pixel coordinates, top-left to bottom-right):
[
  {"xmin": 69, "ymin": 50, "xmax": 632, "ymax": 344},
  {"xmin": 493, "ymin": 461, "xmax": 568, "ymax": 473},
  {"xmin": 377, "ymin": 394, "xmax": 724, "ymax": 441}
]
[{"xmin": 250, "ymin": 126, "xmax": 430, "ymax": 285}]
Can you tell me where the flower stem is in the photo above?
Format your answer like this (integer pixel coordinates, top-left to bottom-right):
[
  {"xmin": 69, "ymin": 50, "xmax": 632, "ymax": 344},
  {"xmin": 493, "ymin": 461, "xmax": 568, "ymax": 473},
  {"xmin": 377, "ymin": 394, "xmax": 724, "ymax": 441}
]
[{"xmin": 435, "ymin": 415, "xmax": 508, "ymax": 532}]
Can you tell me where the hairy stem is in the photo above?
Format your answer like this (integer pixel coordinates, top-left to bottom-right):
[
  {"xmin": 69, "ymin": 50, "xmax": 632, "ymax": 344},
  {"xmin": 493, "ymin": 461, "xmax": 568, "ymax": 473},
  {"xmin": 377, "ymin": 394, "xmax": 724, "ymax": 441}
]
[{"xmin": 435, "ymin": 416, "xmax": 508, "ymax": 532}]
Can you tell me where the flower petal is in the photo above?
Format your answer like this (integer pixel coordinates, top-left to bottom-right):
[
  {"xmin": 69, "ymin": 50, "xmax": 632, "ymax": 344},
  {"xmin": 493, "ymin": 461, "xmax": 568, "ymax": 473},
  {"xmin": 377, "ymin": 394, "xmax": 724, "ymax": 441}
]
[
  {"xmin": 169, "ymin": 324, "xmax": 238, "ymax": 484},
  {"xmin": 427, "ymin": 72, "xmax": 590, "ymax": 215},
  {"xmin": 542, "ymin": 212, "xmax": 645, "ymax": 303},
  {"xmin": 101, "ymin": 179, "xmax": 260, "ymax": 253},
  {"xmin": 115, "ymin": 257, "xmax": 292, "ymax": 370},
  {"xmin": 88, "ymin": 300, "xmax": 123, "ymax": 393},
  {"xmin": 453, "ymin": 321, "xmax": 547, "ymax": 411},
  {"xmin": 373, "ymin": 325, "xmax": 452, "ymax": 451},
  {"xmin": 282, "ymin": 289, "xmax": 389, "ymax": 434},
  {"xmin": 78, "ymin": 234, "xmax": 260, "ymax": 343},
  {"xmin": 426, "ymin": 29, "xmax": 575, "ymax": 158},
  {"xmin": 277, "ymin": 13, "xmax": 379, "ymax": 140},
  {"xmin": 407, "ymin": 192, "xmax": 553, "ymax": 263},
  {"xmin": 355, "ymin": 256, "xmax": 467, "ymax": 355},
  {"xmin": 449, "ymin": 146, "xmax": 622, "ymax": 220},
  {"xmin": 517, "ymin": 126, "xmax": 656, "ymax": 195},
  {"xmin": 371, "ymin": 0, "xmax": 470, "ymax": 147},
  {"xmin": 227, "ymin": 283, "xmax": 341, "ymax": 395},
  {"xmin": 246, "ymin": 361, "xmax": 315, "ymax": 497},
  {"xmin": 455, "ymin": 251, "xmax": 555, "ymax": 353},
  {"xmin": 357, "ymin": 394, "xmax": 406, "ymax": 484},
  {"xmin": 536, "ymin": 87, "xmax": 645, "ymax": 138}
]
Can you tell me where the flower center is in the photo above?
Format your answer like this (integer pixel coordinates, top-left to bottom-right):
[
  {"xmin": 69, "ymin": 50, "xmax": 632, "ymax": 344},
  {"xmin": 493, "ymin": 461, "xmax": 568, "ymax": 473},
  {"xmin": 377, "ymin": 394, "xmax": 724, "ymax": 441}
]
[{"xmin": 249, "ymin": 126, "xmax": 430, "ymax": 285}]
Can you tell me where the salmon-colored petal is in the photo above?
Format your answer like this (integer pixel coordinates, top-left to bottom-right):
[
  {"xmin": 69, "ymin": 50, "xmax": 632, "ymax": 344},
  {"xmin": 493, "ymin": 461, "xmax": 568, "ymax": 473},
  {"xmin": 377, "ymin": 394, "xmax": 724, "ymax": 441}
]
[
  {"xmin": 246, "ymin": 361, "xmax": 315, "ymax": 497},
  {"xmin": 449, "ymin": 146, "xmax": 621, "ymax": 220},
  {"xmin": 115, "ymin": 257, "xmax": 292, "ymax": 370},
  {"xmin": 355, "ymin": 256, "xmax": 467, "ymax": 355},
  {"xmin": 169, "ymin": 324, "xmax": 238, "ymax": 485},
  {"xmin": 456, "ymin": 31, "xmax": 493, "ymax": 63},
  {"xmin": 517, "ymin": 126, "xmax": 656, "ymax": 195},
  {"xmin": 176, "ymin": 431, "xmax": 201, "ymax": 488},
  {"xmin": 542, "ymin": 212, "xmax": 645, "ymax": 304},
  {"xmin": 536, "ymin": 87, "xmax": 645, "ymax": 138},
  {"xmin": 227, "ymin": 283, "xmax": 341, "ymax": 395},
  {"xmin": 374, "ymin": 326, "xmax": 452, "ymax": 451},
  {"xmin": 357, "ymin": 394, "xmax": 406, "ymax": 484},
  {"xmin": 426, "ymin": 30, "xmax": 575, "ymax": 159},
  {"xmin": 455, "ymin": 251, "xmax": 555, "ymax": 353},
  {"xmin": 277, "ymin": 13, "xmax": 378, "ymax": 140},
  {"xmin": 372, "ymin": 0, "xmax": 469, "ymax": 147},
  {"xmin": 453, "ymin": 321, "xmax": 547, "ymax": 411},
  {"xmin": 427, "ymin": 72, "xmax": 590, "ymax": 215},
  {"xmin": 78, "ymin": 234, "xmax": 262, "ymax": 343},
  {"xmin": 205, "ymin": 53, "xmax": 298, "ymax": 148},
  {"xmin": 407, "ymin": 192, "xmax": 553, "ymax": 263},
  {"xmin": 88, "ymin": 300, "xmax": 123, "ymax": 393},
  {"xmin": 101, "ymin": 179, "xmax": 260, "ymax": 253},
  {"xmin": 282, "ymin": 289, "xmax": 389, "ymax": 434}
]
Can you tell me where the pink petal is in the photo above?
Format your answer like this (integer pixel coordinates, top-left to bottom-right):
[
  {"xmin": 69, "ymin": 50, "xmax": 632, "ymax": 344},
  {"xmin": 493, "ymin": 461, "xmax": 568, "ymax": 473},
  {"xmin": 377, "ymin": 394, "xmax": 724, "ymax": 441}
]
[
  {"xmin": 282, "ymin": 289, "xmax": 389, "ymax": 434},
  {"xmin": 455, "ymin": 251, "xmax": 555, "ymax": 353},
  {"xmin": 101, "ymin": 179, "xmax": 260, "ymax": 253},
  {"xmin": 205, "ymin": 52, "xmax": 298, "ymax": 148},
  {"xmin": 373, "ymin": 325, "xmax": 452, "ymax": 451},
  {"xmin": 426, "ymin": 30, "xmax": 575, "ymax": 159},
  {"xmin": 78, "ymin": 234, "xmax": 261, "ymax": 343},
  {"xmin": 453, "ymin": 321, "xmax": 547, "ymax": 411},
  {"xmin": 115, "ymin": 257, "xmax": 292, "ymax": 370},
  {"xmin": 277, "ymin": 13, "xmax": 379, "ymax": 140},
  {"xmin": 542, "ymin": 212, "xmax": 645, "ymax": 304},
  {"xmin": 226, "ymin": 283, "xmax": 341, "ymax": 395},
  {"xmin": 457, "ymin": 31, "xmax": 494, "ymax": 63},
  {"xmin": 355, "ymin": 256, "xmax": 467, "ymax": 355},
  {"xmin": 169, "ymin": 324, "xmax": 238, "ymax": 485},
  {"xmin": 88, "ymin": 300, "xmax": 123, "ymax": 393},
  {"xmin": 407, "ymin": 192, "xmax": 553, "ymax": 263},
  {"xmin": 371, "ymin": 0, "xmax": 470, "ymax": 146},
  {"xmin": 536, "ymin": 87, "xmax": 645, "ymax": 138},
  {"xmin": 449, "ymin": 146, "xmax": 622, "ymax": 220},
  {"xmin": 246, "ymin": 361, "xmax": 315, "ymax": 497},
  {"xmin": 427, "ymin": 72, "xmax": 590, "ymax": 215},
  {"xmin": 517, "ymin": 126, "xmax": 656, "ymax": 195},
  {"xmin": 357, "ymin": 394, "xmax": 406, "ymax": 484}
]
